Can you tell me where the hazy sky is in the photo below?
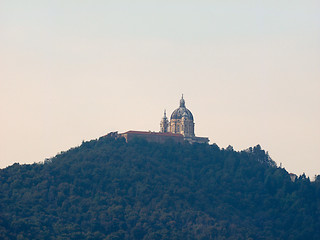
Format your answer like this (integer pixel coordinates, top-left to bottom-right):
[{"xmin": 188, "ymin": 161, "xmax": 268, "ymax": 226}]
[{"xmin": 1, "ymin": 1, "xmax": 319, "ymax": 177}]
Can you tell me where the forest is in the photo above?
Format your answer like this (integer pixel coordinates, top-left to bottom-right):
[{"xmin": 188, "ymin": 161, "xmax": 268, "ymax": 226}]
[{"xmin": 0, "ymin": 134, "xmax": 319, "ymax": 239}]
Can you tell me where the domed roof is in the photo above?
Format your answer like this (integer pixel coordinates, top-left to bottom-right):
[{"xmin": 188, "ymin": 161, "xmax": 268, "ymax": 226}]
[{"xmin": 170, "ymin": 95, "xmax": 194, "ymax": 121}]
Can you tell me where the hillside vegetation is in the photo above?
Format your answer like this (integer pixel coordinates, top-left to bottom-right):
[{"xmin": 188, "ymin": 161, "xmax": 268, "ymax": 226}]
[{"xmin": 0, "ymin": 135, "xmax": 319, "ymax": 239}]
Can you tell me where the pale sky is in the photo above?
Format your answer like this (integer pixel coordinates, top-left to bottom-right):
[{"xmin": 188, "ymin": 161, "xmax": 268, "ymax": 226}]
[{"xmin": 1, "ymin": 1, "xmax": 319, "ymax": 177}]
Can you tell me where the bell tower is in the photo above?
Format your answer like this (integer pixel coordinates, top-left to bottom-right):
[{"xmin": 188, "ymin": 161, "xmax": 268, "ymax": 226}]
[{"xmin": 160, "ymin": 110, "xmax": 169, "ymax": 133}]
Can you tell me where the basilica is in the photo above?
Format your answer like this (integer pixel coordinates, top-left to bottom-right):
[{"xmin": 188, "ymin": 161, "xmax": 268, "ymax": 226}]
[
  {"xmin": 121, "ymin": 96, "xmax": 209, "ymax": 144},
  {"xmin": 159, "ymin": 95, "xmax": 208, "ymax": 143}
]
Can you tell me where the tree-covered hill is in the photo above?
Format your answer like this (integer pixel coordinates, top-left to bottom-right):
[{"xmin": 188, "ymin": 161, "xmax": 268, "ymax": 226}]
[{"xmin": 0, "ymin": 135, "xmax": 319, "ymax": 240}]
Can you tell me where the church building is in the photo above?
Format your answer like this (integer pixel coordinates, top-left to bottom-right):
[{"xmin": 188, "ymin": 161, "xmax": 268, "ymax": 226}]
[
  {"xmin": 160, "ymin": 95, "xmax": 208, "ymax": 143},
  {"xmin": 121, "ymin": 95, "xmax": 209, "ymax": 144}
]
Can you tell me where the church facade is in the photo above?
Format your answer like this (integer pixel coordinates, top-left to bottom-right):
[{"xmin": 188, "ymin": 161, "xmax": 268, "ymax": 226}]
[
  {"xmin": 120, "ymin": 95, "xmax": 209, "ymax": 144},
  {"xmin": 160, "ymin": 95, "xmax": 208, "ymax": 144}
]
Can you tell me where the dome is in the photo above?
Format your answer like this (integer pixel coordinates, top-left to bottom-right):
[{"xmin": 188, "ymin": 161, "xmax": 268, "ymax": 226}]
[{"xmin": 170, "ymin": 95, "xmax": 194, "ymax": 121}]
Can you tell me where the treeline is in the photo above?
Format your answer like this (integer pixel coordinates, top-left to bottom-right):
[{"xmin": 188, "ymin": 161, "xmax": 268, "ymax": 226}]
[{"xmin": 0, "ymin": 136, "xmax": 319, "ymax": 239}]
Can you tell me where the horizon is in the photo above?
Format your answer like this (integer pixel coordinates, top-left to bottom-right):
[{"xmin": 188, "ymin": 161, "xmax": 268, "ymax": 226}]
[{"xmin": 1, "ymin": 1, "xmax": 319, "ymax": 177}]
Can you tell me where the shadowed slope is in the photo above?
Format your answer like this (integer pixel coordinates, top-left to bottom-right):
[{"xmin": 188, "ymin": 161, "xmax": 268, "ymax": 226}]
[{"xmin": 0, "ymin": 135, "xmax": 319, "ymax": 239}]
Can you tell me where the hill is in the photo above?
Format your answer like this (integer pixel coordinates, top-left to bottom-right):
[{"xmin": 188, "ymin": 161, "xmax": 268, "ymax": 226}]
[{"xmin": 0, "ymin": 135, "xmax": 319, "ymax": 239}]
